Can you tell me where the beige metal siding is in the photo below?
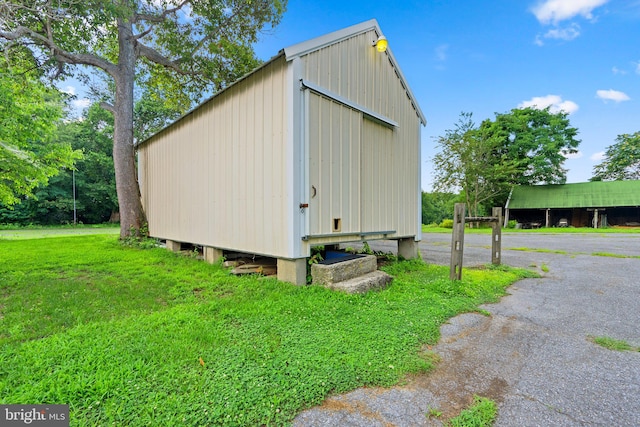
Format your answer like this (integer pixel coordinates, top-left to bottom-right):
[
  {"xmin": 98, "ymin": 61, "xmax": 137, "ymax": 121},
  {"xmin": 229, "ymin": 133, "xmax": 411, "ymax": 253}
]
[
  {"xmin": 308, "ymin": 93, "xmax": 361, "ymax": 236},
  {"xmin": 361, "ymin": 117, "xmax": 395, "ymax": 233},
  {"xmin": 301, "ymin": 30, "xmax": 420, "ymax": 239},
  {"xmin": 139, "ymin": 56, "xmax": 291, "ymax": 257}
]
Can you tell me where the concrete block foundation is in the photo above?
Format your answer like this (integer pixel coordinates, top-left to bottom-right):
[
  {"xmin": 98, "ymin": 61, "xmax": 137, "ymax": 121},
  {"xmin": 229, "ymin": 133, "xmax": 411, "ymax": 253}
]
[
  {"xmin": 204, "ymin": 247, "xmax": 224, "ymax": 264},
  {"xmin": 398, "ymin": 237, "xmax": 420, "ymax": 260},
  {"xmin": 165, "ymin": 240, "xmax": 181, "ymax": 252},
  {"xmin": 277, "ymin": 258, "xmax": 307, "ymax": 285}
]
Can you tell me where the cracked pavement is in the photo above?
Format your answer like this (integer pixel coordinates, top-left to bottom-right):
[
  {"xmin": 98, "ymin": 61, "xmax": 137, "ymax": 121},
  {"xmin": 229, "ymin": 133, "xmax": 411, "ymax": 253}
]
[{"xmin": 293, "ymin": 233, "xmax": 640, "ymax": 426}]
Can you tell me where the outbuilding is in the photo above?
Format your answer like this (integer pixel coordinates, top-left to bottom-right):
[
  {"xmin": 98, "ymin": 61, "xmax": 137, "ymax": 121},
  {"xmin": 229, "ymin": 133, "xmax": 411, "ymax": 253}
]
[
  {"xmin": 505, "ymin": 181, "xmax": 640, "ymax": 228},
  {"xmin": 137, "ymin": 19, "xmax": 426, "ymax": 284}
]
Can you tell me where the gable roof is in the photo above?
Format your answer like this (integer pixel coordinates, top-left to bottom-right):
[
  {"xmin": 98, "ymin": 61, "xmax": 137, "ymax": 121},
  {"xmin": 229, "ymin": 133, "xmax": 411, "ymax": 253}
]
[
  {"xmin": 507, "ymin": 181, "xmax": 640, "ymax": 209},
  {"xmin": 284, "ymin": 19, "xmax": 426, "ymax": 125},
  {"xmin": 138, "ymin": 19, "xmax": 425, "ymax": 148}
]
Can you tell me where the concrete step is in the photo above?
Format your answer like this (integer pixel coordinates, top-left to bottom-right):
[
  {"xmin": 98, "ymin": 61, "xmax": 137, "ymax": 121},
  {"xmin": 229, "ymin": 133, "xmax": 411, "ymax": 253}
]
[
  {"xmin": 322, "ymin": 270, "xmax": 393, "ymax": 294},
  {"xmin": 311, "ymin": 254, "xmax": 377, "ymax": 285}
]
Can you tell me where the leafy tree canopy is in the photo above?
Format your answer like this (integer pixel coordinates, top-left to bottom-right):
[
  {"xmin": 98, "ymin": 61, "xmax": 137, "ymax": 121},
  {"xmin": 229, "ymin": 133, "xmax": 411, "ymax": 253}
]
[
  {"xmin": 591, "ymin": 131, "xmax": 640, "ymax": 181},
  {"xmin": 1, "ymin": 0, "xmax": 287, "ymax": 237},
  {"xmin": 480, "ymin": 106, "xmax": 580, "ymax": 186},
  {"xmin": 0, "ymin": 49, "xmax": 80, "ymax": 206},
  {"xmin": 433, "ymin": 108, "xmax": 580, "ymax": 215}
]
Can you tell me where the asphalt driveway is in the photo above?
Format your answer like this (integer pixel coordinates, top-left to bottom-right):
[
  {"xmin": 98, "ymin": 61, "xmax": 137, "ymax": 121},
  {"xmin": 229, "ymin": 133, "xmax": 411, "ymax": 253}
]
[{"xmin": 293, "ymin": 232, "xmax": 640, "ymax": 426}]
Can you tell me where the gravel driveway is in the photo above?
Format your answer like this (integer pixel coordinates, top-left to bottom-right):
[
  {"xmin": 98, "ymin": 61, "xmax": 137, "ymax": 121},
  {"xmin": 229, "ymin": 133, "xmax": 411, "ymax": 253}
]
[{"xmin": 293, "ymin": 232, "xmax": 640, "ymax": 426}]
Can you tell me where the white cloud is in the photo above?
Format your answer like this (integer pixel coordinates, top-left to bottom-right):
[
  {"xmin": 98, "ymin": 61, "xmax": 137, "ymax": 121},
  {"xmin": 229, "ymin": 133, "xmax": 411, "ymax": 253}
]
[
  {"xmin": 435, "ymin": 44, "xmax": 449, "ymax": 61},
  {"xmin": 636, "ymin": 62, "xmax": 640, "ymax": 74},
  {"xmin": 518, "ymin": 94, "xmax": 579, "ymax": 114},
  {"xmin": 563, "ymin": 150, "xmax": 583, "ymax": 159},
  {"xmin": 531, "ymin": 0, "xmax": 609, "ymax": 25},
  {"xmin": 61, "ymin": 85, "xmax": 77, "ymax": 95},
  {"xmin": 542, "ymin": 24, "xmax": 581, "ymax": 41},
  {"xmin": 590, "ymin": 151, "xmax": 606, "ymax": 161},
  {"xmin": 596, "ymin": 89, "xmax": 630, "ymax": 102},
  {"xmin": 72, "ymin": 98, "xmax": 92, "ymax": 109},
  {"xmin": 612, "ymin": 66, "xmax": 627, "ymax": 75}
]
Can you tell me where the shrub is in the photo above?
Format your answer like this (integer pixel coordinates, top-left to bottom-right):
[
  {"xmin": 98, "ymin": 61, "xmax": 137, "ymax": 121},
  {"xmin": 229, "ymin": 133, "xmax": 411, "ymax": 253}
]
[{"xmin": 439, "ymin": 219, "xmax": 454, "ymax": 229}]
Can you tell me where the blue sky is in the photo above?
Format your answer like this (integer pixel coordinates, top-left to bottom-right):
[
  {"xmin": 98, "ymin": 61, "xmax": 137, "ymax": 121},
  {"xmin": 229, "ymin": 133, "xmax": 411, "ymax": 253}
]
[
  {"xmin": 61, "ymin": 0, "xmax": 639, "ymax": 191},
  {"xmin": 250, "ymin": 0, "xmax": 640, "ymax": 190}
]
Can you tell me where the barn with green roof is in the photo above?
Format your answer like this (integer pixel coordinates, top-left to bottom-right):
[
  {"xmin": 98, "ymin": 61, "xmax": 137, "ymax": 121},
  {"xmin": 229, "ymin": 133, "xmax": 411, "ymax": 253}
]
[{"xmin": 505, "ymin": 181, "xmax": 640, "ymax": 228}]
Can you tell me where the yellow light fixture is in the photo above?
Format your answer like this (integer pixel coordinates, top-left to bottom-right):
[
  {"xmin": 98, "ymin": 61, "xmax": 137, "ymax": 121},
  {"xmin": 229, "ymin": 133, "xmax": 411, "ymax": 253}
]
[{"xmin": 375, "ymin": 35, "xmax": 388, "ymax": 53}]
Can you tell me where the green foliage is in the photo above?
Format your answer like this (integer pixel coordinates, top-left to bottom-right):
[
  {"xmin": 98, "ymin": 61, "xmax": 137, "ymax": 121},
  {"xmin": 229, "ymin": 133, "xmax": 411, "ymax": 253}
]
[
  {"xmin": 133, "ymin": 91, "xmax": 184, "ymax": 143},
  {"xmin": 433, "ymin": 113, "xmax": 517, "ymax": 218},
  {"xmin": 0, "ymin": 235, "xmax": 532, "ymax": 425},
  {"xmin": 449, "ymin": 396, "xmax": 497, "ymax": 427},
  {"xmin": 427, "ymin": 407, "xmax": 443, "ymax": 418},
  {"xmin": 120, "ymin": 223, "xmax": 158, "ymax": 249},
  {"xmin": 0, "ymin": 103, "xmax": 118, "ymax": 224},
  {"xmin": 591, "ymin": 131, "xmax": 640, "ymax": 181},
  {"xmin": 0, "ymin": 51, "xmax": 80, "ymax": 206},
  {"xmin": 440, "ymin": 219, "xmax": 454, "ymax": 228},
  {"xmin": 361, "ymin": 241, "xmax": 374, "ymax": 255},
  {"xmin": 422, "ymin": 191, "xmax": 457, "ymax": 225},
  {"xmin": 433, "ymin": 108, "xmax": 580, "ymax": 216},
  {"xmin": 1, "ymin": 0, "xmax": 288, "ymax": 237},
  {"xmin": 589, "ymin": 336, "xmax": 639, "ymax": 352},
  {"xmin": 481, "ymin": 107, "xmax": 579, "ymax": 188}
]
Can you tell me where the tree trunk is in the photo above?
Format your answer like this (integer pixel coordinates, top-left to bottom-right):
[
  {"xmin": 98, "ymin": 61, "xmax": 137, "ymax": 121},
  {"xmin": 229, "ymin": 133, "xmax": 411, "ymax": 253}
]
[{"xmin": 113, "ymin": 17, "xmax": 146, "ymax": 239}]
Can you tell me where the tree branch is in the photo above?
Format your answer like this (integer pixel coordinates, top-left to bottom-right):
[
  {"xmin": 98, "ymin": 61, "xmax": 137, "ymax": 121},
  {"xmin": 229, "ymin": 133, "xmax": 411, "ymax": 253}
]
[
  {"xmin": 0, "ymin": 26, "xmax": 117, "ymax": 77},
  {"xmin": 100, "ymin": 101, "xmax": 115, "ymax": 113},
  {"xmin": 133, "ymin": 1, "xmax": 191, "ymax": 24},
  {"xmin": 136, "ymin": 42, "xmax": 191, "ymax": 75}
]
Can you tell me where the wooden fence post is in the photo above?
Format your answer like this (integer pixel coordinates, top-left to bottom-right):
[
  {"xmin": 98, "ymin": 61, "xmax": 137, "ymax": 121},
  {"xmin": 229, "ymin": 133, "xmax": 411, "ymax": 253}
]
[
  {"xmin": 450, "ymin": 203, "xmax": 466, "ymax": 280},
  {"xmin": 491, "ymin": 207, "xmax": 502, "ymax": 265}
]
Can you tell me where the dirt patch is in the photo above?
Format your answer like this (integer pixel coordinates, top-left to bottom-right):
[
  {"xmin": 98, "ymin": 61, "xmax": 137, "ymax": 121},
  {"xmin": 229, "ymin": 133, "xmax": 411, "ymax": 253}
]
[{"xmin": 318, "ymin": 397, "xmax": 395, "ymax": 426}]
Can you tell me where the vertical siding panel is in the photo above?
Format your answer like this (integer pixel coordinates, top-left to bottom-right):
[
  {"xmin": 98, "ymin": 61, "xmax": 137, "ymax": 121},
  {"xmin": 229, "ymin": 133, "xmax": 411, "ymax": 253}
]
[
  {"xmin": 139, "ymin": 57, "xmax": 290, "ymax": 257},
  {"xmin": 308, "ymin": 94, "xmax": 320, "ymax": 235},
  {"xmin": 304, "ymin": 31, "xmax": 421, "ymax": 241}
]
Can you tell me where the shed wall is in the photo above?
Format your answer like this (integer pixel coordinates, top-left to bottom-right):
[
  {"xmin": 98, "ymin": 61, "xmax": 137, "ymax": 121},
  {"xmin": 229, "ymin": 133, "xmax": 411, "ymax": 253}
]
[
  {"xmin": 300, "ymin": 30, "xmax": 421, "ymax": 240},
  {"xmin": 139, "ymin": 57, "xmax": 291, "ymax": 257}
]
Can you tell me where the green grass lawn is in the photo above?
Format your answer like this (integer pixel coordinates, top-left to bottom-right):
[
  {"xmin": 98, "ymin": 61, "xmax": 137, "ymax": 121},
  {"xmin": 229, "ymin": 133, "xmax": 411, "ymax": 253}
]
[{"xmin": 0, "ymin": 234, "xmax": 535, "ymax": 426}]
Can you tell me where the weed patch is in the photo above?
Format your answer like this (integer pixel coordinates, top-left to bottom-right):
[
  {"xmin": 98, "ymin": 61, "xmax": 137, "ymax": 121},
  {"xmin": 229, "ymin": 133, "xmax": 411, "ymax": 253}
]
[
  {"xmin": 591, "ymin": 252, "xmax": 640, "ymax": 259},
  {"xmin": 589, "ymin": 336, "xmax": 640, "ymax": 352},
  {"xmin": 509, "ymin": 247, "xmax": 567, "ymax": 254},
  {"xmin": 448, "ymin": 395, "xmax": 497, "ymax": 427}
]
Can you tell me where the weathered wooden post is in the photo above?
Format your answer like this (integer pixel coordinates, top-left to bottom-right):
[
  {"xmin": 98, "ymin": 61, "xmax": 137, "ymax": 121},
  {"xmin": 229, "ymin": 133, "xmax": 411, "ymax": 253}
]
[
  {"xmin": 450, "ymin": 203, "xmax": 466, "ymax": 280},
  {"xmin": 491, "ymin": 207, "xmax": 502, "ymax": 265}
]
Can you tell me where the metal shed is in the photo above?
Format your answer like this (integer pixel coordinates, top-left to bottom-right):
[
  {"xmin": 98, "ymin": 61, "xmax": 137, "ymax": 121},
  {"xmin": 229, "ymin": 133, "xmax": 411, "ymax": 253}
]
[
  {"xmin": 505, "ymin": 181, "xmax": 640, "ymax": 228},
  {"xmin": 137, "ymin": 19, "xmax": 426, "ymax": 284}
]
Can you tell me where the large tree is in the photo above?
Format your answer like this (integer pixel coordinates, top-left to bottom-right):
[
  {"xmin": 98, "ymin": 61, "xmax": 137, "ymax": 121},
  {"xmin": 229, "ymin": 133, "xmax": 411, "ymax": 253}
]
[
  {"xmin": 433, "ymin": 108, "xmax": 580, "ymax": 216},
  {"xmin": 591, "ymin": 131, "xmax": 640, "ymax": 181},
  {"xmin": 432, "ymin": 112, "xmax": 519, "ymax": 217},
  {"xmin": 0, "ymin": 0, "xmax": 286, "ymax": 238},
  {"xmin": 0, "ymin": 49, "xmax": 78, "ymax": 206},
  {"xmin": 481, "ymin": 107, "xmax": 580, "ymax": 187}
]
